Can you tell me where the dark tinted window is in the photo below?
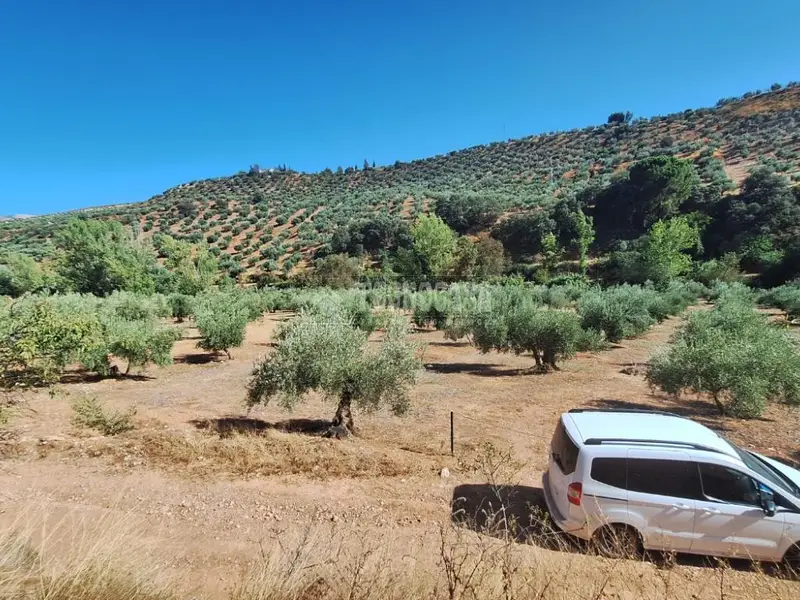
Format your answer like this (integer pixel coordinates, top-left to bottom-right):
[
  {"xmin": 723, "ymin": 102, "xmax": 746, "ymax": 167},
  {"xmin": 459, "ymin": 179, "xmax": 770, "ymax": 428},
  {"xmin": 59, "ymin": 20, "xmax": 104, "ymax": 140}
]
[
  {"xmin": 627, "ymin": 459, "xmax": 701, "ymax": 499},
  {"xmin": 551, "ymin": 420, "xmax": 579, "ymax": 475},
  {"xmin": 699, "ymin": 463, "xmax": 759, "ymax": 505},
  {"xmin": 591, "ymin": 458, "xmax": 626, "ymax": 489}
]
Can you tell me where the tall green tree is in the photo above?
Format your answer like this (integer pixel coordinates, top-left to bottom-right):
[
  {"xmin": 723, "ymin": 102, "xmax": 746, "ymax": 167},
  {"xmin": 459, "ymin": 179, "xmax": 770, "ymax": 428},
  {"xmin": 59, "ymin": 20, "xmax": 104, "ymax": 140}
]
[
  {"xmin": 572, "ymin": 209, "xmax": 595, "ymax": 275},
  {"xmin": 410, "ymin": 214, "xmax": 457, "ymax": 281},
  {"xmin": 54, "ymin": 218, "xmax": 156, "ymax": 296},
  {"xmin": 640, "ymin": 216, "xmax": 700, "ymax": 284}
]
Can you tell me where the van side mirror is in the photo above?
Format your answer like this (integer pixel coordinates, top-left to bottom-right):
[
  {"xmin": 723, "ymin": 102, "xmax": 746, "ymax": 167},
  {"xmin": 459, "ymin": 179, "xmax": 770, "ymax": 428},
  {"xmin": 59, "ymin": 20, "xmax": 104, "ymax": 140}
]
[{"xmin": 759, "ymin": 488, "xmax": 776, "ymax": 517}]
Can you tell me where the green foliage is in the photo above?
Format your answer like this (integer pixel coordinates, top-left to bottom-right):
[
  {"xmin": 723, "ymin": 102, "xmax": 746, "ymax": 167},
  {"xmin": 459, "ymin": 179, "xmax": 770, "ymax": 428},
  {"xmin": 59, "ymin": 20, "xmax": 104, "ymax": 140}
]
[
  {"xmin": 539, "ymin": 232, "xmax": 561, "ymax": 281},
  {"xmin": 759, "ymin": 284, "xmax": 800, "ymax": 320},
  {"xmin": 168, "ymin": 293, "xmax": 194, "ymax": 322},
  {"xmin": 194, "ymin": 292, "xmax": 250, "ymax": 358},
  {"xmin": 410, "ymin": 214, "xmax": 458, "ymax": 281},
  {"xmin": 647, "ymin": 301, "xmax": 800, "ymax": 418},
  {"xmin": 691, "ymin": 253, "xmax": 743, "ymax": 286},
  {"xmin": 470, "ymin": 302, "xmax": 584, "ymax": 370},
  {"xmin": 639, "ymin": 216, "xmax": 700, "ymax": 284},
  {"xmin": 577, "ymin": 283, "xmax": 697, "ymax": 343},
  {"xmin": 730, "ymin": 169, "xmax": 800, "ymax": 249},
  {"xmin": 449, "ymin": 237, "xmax": 508, "ymax": 282},
  {"xmin": 71, "ymin": 395, "xmax": 136, "ymax": 435},
  {"xmin": 434, "ymin": 193, "xmax": 502, "ymax": 234},
  {"xmin": 0, "ymin": 298, "xmax": 106, "ymax": 390},
  {"xmin": 246, "ymin": 308, "xmax": 420, "ymax": 426},
  {"xmin": 0, "ymin": 253, "xmax": 52, "ymax": 297},
  {"xmin": 492, "ymin": 212, "xmax": 555, "ymax": 260},
  {"xmin": 53, "ymin": 218, "xmax": 156, "ymax": 296},
  {"xmin": 572, "ymin": 209, "xmax": 595, "ymax": 275},
  {"xmin": 105, "ymin": 318, "xmax": 180, "ymax": 375},
  {"xmin": 593, "ymin": 156, "xmax": 700, "ymax": 239},
  {"xmin": 310, "ymin": 254, "xmax": 362, "ymax": 289}
]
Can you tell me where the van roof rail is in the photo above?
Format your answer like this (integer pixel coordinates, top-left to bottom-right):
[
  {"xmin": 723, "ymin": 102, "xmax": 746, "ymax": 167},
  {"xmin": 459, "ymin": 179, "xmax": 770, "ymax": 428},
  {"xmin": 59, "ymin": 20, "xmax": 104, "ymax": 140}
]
[
  {"xmin": 582, "ymin": 438, "xmax": 724, "ymax": 454},
  {"xmin": 568, "ymin": 408, "xmax": 680, "ymax": 418}
]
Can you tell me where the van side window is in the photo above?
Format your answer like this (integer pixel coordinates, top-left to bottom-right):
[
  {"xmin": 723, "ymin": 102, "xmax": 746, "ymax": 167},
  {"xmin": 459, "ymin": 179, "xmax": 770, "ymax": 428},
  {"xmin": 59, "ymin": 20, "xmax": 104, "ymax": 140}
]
[
  {"xmin": 698, "ymin": 463, "xmax": 760, "ymax": 505},
  {"xmin": 627, "ymin": 459, "xmax": 701, "ymax": 499},
  {"xmin": 551, "ymin": 420, "xmax": 579, "ymax": 475},
  {"xmin": 591, "ymin": 458, "xmax": 626, "ymax": 489}
]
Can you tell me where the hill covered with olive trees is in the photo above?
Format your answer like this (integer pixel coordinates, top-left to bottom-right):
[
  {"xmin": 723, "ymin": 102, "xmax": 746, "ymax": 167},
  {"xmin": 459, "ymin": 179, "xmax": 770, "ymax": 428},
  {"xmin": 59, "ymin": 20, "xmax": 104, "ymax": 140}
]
[{"xmin": 1, "ymin": 83, "xmax": 799, "ymax": 279}]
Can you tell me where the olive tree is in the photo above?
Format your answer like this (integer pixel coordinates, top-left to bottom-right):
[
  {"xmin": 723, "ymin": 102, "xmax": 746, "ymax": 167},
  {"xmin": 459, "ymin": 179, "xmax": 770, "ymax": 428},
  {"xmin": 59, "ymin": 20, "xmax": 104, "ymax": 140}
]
[
  {"xmin": 646, "ymin": 300, "xmax": 800, "ymax": 418},
  {"xmin": 194, "ymin": 292, "xmax": 250, "ymax": 359},
  {"xmin": 471, "ymin": 305, "xmax": 585, "ymax": 371},
  {"xmin": 246, "ymin": 309, "xmax": 420, "ymax": 438}
]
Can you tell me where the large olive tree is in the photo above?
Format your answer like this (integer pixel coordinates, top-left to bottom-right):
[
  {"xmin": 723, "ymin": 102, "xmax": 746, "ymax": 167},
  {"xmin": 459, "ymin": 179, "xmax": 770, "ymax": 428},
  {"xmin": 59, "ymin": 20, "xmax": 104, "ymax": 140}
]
[{"xmin": 246, "ymin": 309, "xmax": 421, "ymax": 438}]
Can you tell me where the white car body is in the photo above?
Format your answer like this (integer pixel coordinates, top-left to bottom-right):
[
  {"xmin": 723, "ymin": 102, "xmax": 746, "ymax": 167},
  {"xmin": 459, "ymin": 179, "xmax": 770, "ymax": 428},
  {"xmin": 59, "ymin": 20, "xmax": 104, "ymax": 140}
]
[{"xmin": 542, "ymin": 409, "xmax": 800, "ymax": 563}]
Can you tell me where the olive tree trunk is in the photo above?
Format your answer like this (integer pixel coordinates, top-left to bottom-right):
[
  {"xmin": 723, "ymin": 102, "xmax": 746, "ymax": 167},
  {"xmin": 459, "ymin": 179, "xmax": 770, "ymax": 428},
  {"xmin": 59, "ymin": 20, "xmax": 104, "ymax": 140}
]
[{"xmin": 327, "ymin": 388, "xmax": 355, "ymax": 439}]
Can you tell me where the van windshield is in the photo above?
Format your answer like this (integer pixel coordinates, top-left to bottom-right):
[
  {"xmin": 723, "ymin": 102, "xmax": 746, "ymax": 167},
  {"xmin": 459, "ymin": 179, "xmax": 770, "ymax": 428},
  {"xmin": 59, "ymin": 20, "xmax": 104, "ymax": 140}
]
[{"xmin": 728, "ymin": 443, "xmax": 800, "ymax": 498}]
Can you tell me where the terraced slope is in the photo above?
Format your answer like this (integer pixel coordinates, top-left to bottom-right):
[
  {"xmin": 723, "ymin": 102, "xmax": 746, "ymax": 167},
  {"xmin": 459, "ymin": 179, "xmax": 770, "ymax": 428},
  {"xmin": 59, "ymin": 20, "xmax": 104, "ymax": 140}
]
[{"xmin": 2, "ymin": 85, "xmax": 799, "ymax": 274}]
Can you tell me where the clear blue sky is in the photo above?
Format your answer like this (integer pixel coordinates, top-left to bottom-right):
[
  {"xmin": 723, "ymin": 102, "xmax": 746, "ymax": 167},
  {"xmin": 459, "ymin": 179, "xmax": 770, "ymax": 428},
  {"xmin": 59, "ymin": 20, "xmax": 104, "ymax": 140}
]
[{"xmin": 1, "ymin": 0, "xmax": 798, "ymax": 215}]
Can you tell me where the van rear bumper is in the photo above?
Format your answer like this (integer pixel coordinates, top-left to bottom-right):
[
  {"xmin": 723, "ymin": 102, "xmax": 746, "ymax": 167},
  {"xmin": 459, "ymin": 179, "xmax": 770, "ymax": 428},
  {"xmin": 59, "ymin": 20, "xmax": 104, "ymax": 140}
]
[{"xmin": 542, "ymin": 472, "xmax": 591, "ymax": 540}]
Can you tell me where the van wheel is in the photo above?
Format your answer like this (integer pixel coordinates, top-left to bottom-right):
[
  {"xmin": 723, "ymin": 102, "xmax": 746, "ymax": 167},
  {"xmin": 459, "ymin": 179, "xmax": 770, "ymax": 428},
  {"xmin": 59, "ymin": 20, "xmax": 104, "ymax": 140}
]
[
  {"xmin": 783, "ymin": 545, "xmax": 800, "ymax": 578},
  {"xmin": 591, "ymin": 525, "xmax": 642, "ymax": 559}
]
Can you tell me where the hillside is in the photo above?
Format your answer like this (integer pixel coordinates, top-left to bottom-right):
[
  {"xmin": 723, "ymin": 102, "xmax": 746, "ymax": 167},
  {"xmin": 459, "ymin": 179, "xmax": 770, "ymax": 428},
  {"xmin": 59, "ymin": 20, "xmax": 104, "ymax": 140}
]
[{"xmin": 2, "ymin": 84, "xmax": 799, "ymax": 274}]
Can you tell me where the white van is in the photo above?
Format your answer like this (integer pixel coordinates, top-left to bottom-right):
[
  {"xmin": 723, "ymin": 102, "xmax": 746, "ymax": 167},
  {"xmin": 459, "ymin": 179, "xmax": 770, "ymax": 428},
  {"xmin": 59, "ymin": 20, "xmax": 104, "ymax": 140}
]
[{"xmin": 543, "ymin": 409, "xmax": 800, "ymax": 569}]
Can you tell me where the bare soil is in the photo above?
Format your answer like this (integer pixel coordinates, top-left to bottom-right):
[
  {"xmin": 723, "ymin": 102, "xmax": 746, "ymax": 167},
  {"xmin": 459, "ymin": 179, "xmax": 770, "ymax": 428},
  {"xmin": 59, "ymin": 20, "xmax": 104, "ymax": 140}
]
[{"xmin": 2, "ymin": 311, "xmax": 799, "ymax": 599}]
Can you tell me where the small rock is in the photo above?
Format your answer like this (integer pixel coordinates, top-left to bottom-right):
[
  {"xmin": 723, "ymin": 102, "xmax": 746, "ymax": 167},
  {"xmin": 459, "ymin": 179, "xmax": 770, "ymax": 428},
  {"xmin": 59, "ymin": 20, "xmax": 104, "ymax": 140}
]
[{"xmin": 439, "ymin": 467, "xmax": 450, "ymax": 479}]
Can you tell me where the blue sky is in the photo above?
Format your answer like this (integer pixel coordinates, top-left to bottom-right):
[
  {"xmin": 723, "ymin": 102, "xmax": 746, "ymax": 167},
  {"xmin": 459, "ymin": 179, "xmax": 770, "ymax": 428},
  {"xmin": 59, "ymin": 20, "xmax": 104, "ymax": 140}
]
[{"xmin": 1, "ymin": 0, "xmax": 798, "ymax": 215}]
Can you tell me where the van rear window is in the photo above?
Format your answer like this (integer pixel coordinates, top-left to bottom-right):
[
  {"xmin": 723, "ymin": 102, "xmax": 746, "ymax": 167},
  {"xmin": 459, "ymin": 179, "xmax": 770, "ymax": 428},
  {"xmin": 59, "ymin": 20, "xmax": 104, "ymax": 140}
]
[
  {"xmin": 551, "ymin": 420, "xmax": 579, "ymax": 475},
  {"xmin": 591, "ymin": 458, "xmax": 626, "ymax": 489}
]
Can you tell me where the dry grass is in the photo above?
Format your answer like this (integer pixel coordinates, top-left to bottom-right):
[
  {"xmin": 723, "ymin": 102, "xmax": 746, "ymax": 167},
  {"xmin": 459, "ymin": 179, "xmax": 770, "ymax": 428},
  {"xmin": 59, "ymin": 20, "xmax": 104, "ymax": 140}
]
[
  {"xmin": 0, "ymin": 507, "xmax": 179, "ymax": 600},
  {"xmin": 2, "ymin": 498, "xmax": 799, "ymax": 600},
  {"xmin": 56, "ymin": 427, "xmax": 433, "ymax": 479}
]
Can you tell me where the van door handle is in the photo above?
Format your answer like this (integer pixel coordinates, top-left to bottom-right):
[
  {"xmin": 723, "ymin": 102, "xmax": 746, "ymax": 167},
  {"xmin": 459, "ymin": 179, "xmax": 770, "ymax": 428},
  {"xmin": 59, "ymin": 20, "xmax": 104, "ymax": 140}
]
[
  {"xmin": 702, "ymin": 507, "xmax": 721, "ymax": 515},
  {"xmin": 672, "ymin": 503, "xmax": 690, "ymax": 510}
]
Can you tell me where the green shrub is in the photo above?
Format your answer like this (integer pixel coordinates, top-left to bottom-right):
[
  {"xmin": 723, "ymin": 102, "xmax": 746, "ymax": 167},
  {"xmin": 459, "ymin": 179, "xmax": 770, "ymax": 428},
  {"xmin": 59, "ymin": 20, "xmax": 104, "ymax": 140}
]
[
  {"xmin": 647, "ymin": 302, "xmax": 800, "ymax": 418},
  {"xmin": 759, "ymin": 284, "xmax": 800, "ymax": 319},
  {"xmin": 577, "ymin": 286, "xmax": 657, "ymax": 342},
  {"xmin": 72, "ymin": 395, "xmax": 136, "ymax": 435}
]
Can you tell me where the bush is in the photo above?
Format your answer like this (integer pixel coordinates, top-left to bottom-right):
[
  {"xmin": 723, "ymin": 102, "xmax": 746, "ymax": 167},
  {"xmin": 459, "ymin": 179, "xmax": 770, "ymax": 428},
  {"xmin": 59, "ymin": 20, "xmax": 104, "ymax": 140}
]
[
  {"xmin": 647, "ymin": 302, "xmax": 800, "ymax": 418},
  {"xmin": 691, "ymin": 253, "xmax": 743, "ymax": 286},
  {"xmin": 759, "ymin": 284, "xmax": 800, "ymax": 320},
  {"xmin": 577, "ymin": 286, "xmax": 657, "ymax": 342},
  {"xmin": 72, "ymin": 395, "xmax": 136, "ymax": 435}
]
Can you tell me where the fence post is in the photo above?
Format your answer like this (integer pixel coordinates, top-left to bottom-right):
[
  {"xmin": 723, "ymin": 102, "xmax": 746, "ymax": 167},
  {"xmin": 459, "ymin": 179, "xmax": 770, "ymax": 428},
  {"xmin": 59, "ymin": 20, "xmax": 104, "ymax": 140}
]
[{"xmin": 450, "ymin": 411, "xmax": 454, "ymax": 456}]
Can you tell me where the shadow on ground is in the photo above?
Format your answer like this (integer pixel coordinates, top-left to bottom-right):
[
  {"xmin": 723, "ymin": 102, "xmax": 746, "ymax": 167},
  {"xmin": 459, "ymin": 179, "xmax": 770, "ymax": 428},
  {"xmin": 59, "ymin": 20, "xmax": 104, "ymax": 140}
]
[
  {"xmin": 60, "ymin": 371, "xmax": 154, "ymax": 384},
  {"xmin": 425, "ymin": 363, "xmax": 541, "ymax": 378},
  {"xmin": 173, "ymin": 353, "xmax": 221, "ymax": 365},
  {"xmin": 190, "ymin": 416, "xmax": 332, "ymax": 437},
  {"xmin": 451, "ymin": 484, "xmax": 769, "ymax": 573}
]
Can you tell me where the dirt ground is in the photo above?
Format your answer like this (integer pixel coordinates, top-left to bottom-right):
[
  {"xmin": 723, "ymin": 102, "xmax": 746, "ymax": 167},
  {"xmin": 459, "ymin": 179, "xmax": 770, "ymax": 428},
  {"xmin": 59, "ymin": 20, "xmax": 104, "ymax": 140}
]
[{"xmin": 2, "ymin": 311, "xmax": 799, "ymax": 599}]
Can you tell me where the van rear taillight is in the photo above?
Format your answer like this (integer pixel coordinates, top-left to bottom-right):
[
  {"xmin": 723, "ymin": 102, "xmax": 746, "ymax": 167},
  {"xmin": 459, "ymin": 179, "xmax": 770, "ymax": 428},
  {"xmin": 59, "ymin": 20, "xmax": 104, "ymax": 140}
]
[{"xmin": 567, "ymin": 482, "xmax": 583, "ymax": 506}]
